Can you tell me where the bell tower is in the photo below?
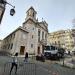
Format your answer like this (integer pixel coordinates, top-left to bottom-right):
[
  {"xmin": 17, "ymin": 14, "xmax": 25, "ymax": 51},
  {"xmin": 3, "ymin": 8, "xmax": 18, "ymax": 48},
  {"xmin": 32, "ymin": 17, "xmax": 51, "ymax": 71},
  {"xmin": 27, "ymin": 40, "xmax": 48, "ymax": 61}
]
[{"xmin": 25, "ymin": 6, "xmax": 37, "ymax": 21}]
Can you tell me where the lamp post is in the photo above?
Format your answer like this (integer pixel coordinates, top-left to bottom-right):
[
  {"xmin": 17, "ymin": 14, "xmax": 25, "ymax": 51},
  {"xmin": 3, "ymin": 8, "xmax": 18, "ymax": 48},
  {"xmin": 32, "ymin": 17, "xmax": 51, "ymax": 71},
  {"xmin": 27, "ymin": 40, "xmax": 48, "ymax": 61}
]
[
  {"xmin": 62, "ymin": 45, "xmax": 65, "ymax": 66},
  {"xmin": 0, "ymin": 0, "xmax": 15, "ymax": 24}
]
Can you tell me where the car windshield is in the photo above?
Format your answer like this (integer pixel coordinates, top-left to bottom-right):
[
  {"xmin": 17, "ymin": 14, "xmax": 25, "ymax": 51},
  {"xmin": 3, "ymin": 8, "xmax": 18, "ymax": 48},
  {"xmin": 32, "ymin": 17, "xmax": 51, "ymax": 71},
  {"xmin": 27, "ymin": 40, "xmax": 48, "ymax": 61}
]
[
  {"xmin": 44, "ymin": 46, "xmax": 50, "ymax": 50},
  {"xmin": 51, "ymin": 46, "xmax": 56, "ymax": 50},
  {"xmin": 44, "ymin": 46, "xmax": 56, "ymax": 51}
]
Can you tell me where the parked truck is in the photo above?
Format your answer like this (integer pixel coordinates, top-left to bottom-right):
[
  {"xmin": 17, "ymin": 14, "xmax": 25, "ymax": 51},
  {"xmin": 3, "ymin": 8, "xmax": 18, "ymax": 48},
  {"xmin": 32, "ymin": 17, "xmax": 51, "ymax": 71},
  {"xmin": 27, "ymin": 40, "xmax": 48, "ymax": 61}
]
[{"xmin": 44, "ymin": 45, "xmax": 65, "ymax": 59}]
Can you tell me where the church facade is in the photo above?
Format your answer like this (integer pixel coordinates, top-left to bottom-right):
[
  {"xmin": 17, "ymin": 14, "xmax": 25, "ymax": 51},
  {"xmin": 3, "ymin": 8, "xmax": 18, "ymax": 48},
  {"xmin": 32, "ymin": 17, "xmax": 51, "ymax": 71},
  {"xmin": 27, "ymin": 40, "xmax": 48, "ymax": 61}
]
[{"xmin": 1, "ymin": 7, "xmax": 48, "ymax": 56}]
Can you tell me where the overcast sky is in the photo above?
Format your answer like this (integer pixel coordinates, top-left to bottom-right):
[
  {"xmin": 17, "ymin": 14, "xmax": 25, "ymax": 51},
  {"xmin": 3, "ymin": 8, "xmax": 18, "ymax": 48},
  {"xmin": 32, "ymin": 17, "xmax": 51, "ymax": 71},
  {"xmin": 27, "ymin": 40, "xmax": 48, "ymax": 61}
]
[{"xmin": 0, "ymin": 0, "xmax": 75, "ymax": 39}]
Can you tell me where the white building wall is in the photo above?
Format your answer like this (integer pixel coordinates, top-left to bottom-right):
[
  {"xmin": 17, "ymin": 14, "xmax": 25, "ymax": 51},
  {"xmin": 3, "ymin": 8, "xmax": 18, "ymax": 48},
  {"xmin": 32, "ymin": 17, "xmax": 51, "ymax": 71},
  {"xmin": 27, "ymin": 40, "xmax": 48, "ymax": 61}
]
[
  {"xmin": 10, "ymin": 30, "xmax": 28, "ymax": 55},
  {"xmin": 23, "ymin": 22, "xmax": 38, "ymax": 55},
  {"xmin": 11, "ymin": 30, "xmax": 20, "ymax": 54},
  {"xmin": 37, "ymin": 25, "xmax": 48, "ymax": 54}
]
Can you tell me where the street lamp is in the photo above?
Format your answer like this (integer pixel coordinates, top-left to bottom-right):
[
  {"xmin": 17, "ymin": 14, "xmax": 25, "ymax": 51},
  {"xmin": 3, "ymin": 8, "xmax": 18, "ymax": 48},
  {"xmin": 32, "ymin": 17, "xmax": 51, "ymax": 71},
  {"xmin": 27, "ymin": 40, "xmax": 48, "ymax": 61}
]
[
  {"xmin": 0, "ymin": 0, "xmax": 15, "ymax": 24},
  {"xmin": 10, "ymin": 8, "xmax": 15, "ymax": 16}
]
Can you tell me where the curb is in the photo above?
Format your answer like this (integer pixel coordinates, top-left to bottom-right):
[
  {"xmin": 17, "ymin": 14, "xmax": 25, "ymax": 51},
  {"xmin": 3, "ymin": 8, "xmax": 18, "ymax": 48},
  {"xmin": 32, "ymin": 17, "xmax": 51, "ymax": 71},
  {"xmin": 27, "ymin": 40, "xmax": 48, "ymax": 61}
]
[{"xmin": 55, "ymin": 61, "xmax": 75, "ymax": 69}]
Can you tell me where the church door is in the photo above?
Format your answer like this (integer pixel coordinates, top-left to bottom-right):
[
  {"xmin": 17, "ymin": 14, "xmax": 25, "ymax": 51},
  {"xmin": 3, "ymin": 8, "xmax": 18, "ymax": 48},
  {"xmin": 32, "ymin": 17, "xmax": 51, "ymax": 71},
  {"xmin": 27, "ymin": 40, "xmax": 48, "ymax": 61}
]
[
  {"xmin": 20, "ymin": 46, "xmax": 25, "ymax": 55},
  {"xmin": 37, "ymin": 46, "xmax": 40, "ymax": 54}
]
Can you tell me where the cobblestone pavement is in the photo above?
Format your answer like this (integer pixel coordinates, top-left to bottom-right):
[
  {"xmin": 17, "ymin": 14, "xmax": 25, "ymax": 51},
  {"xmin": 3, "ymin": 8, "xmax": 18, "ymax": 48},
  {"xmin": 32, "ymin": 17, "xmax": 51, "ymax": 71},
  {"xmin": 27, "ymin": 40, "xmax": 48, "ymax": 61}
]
[
  {"xmin": 35, "ymin": 60, "xmax": 75, "ymax": 75},
  {"xmin": 0, "ymin": 56, "xmax": 75, "ymax": 75}
]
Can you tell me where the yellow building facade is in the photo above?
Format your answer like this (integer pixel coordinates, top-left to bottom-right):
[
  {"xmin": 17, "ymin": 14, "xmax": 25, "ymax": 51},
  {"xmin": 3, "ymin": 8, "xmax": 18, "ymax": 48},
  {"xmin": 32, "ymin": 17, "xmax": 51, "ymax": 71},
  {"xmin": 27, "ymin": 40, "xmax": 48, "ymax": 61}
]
[{"xmin": 48, "ymin": 29, "xmax": 75, "ymax": 51}]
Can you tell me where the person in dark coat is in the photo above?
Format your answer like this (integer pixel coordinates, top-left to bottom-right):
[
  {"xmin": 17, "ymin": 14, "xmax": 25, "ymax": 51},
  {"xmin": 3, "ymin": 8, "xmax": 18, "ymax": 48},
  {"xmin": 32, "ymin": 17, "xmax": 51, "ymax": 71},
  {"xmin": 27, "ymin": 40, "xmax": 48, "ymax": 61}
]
[{"xmin": 24, "ymin": 52, "xmax": 28, "ymax": 62}]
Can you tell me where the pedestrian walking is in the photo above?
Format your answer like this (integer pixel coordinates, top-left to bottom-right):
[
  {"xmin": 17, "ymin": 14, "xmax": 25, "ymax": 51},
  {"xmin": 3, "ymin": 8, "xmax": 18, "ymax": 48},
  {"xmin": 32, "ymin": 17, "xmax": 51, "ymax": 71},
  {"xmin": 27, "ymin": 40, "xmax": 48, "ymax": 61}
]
[
  {"xmin": 9, "ymin": 53, "xmax": 18, "ymax": 75},
  {"xmin": 24, "ymin": 52, "xmax": 28, "ymax": 62}
]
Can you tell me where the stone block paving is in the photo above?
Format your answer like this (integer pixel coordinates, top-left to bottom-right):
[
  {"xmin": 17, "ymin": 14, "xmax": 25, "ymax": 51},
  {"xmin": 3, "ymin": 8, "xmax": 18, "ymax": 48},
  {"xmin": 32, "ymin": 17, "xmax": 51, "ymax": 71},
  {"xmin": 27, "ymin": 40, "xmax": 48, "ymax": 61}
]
[
  {"xmin": 2, "ymin": 62, "xmax": 36, "ymax": 75},
  {"xmin": 1, "ymin": 56, "xmax": 75, "ymax": 75}
]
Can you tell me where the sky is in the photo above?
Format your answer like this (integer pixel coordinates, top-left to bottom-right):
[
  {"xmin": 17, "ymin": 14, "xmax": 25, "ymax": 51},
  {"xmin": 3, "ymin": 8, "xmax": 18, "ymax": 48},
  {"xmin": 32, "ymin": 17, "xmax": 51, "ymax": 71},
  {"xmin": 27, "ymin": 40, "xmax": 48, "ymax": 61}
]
[{"xmin": 0, "ymin": 0, "xmax": 75, "ymax": 39}]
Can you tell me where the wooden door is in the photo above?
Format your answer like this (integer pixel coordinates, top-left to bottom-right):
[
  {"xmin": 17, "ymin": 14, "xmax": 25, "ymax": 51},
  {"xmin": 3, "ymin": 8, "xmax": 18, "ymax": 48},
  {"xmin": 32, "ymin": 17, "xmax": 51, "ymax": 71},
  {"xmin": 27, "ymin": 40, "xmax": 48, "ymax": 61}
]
[{"xmin": 20, "ymin": 46, "xmax": 25, "ymax": 55}]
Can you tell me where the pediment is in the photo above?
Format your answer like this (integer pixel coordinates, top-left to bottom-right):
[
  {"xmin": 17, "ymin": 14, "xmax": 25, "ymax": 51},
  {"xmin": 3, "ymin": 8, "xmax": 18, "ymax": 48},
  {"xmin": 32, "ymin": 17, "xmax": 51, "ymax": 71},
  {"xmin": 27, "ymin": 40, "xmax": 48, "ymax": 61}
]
[
  {"xmin": 23, "ymin": 18, "xmax": 36, "ymax": 25},
  {"xmin": 27, "ymin": 19, "xmax": 35, "ymax": 24}
]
